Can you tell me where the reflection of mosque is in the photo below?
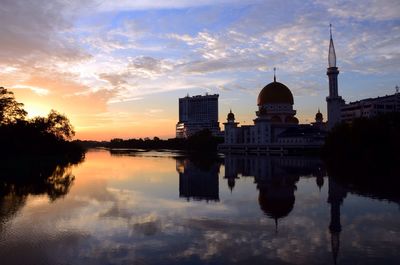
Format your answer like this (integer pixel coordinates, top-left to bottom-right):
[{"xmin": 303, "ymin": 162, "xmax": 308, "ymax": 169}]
[
  {"xmin": 176, "ymin": 158, "xmax": 220, "ymax": 202},
  {"xmin": 224, "ymin": 155, "xmax": 325, "ymax": 225},
  {"xmin": 224, "ymin": 155, "xmax": 347, "ymax": 264},
  {"xmin": 176, "ymin": 155, "xmax": 348, "ymax": 264}
]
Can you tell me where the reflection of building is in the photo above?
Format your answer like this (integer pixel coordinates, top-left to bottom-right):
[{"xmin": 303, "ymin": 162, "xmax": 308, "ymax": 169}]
[
  {"xmin": 327, "ymin": 177, "xmax": 347, "ymax": 265},
  {"xmin": 176, "ymin": 94, "xmax": 221, "ymax": 138},
  {"xmin": 223, "ymin": 155, "xmax": 326, "ymax": 227},
  {"xmin": 176, "ymin": 159, "xmax": 220, "ymax": 202}
]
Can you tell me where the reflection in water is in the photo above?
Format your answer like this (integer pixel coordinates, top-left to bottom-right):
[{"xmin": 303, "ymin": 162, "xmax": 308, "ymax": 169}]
[
  {"xmin": 224, "ymin": 155, "xmax": 326, "ymax": 224},
  {"xmin": 328, "ymin": 176, "xmax": 347, "ymax": 265},
  {"xmin": 0, "ymin": 150, "xmax": 399, "ymax": 265},
  {"xmin": 175, "ymin": 154, "xmax": 355, "ymax": 263},
  {"xmin": 177, "ymin": 158, "xmax": 220, "ymax": 202},
  {"xmin": 225, "ymin": 155, "xmax": 360, "ymax": 265},
  {"xmin": 0, "ymin": 156, "xmax": 83, "ymax": 231}
]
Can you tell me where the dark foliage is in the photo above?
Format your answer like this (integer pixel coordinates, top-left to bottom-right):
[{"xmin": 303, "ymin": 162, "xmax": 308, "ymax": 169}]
[
  {"xmin": 0, "ymin": 87, "xmax": 27, "ymax": 124},
  {"xmin": 323, "ymin": 112, "xmax": 400, "ymax": 170},
  {"xmin": 323, "ymin": 112, "xmax": 400, "ymax": 202},
  {"xmin": 0, "ymin": 86, "xmax": 84, "ymax": 159}
]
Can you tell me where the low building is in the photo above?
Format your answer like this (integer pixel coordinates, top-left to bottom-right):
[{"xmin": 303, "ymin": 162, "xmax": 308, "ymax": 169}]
[{"xmin": 340, "ymin": 92, "xmax": 400, "ymax": 123}]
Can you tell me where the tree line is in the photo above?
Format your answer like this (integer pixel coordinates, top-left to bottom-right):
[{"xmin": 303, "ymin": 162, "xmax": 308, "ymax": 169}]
[
  {"xmin": 0, "ymin": 86, "xmax": 84, "ymax": 158},
  {"xmin": 323, "ymin": 112, "xmax": 400, "ymax": 179},
  {"xmin": 76, "ymin": 129, "xmax": 224, "ymax": 152}
]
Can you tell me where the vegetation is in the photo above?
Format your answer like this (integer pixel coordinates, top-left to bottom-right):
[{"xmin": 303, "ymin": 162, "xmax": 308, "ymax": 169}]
[
  {"xmin": 0, "ymin": 86, "xmax": 84, "ymax": 158},
  {"xmin": 76, "ymin": 129, "xmax": 224, "ymax": 153},
  {"xmin": 323, "ymin": 112, "xmax": 400, "ymax": 181}
]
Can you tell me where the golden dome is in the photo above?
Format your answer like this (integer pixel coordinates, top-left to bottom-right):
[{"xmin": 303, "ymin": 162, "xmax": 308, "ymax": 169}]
[
  {"xmin": 285, "ymin": 116, "xmax": 299, "ymax": 124},
  {"xmin": 257, "ymin": 81, "xmax": 294, "ymax": 106}
]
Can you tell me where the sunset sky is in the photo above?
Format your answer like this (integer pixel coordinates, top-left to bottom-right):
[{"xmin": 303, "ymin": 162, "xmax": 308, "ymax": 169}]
[{"xmin": 1, "ymin": 0, "xmax": 399, "ymax": 140}]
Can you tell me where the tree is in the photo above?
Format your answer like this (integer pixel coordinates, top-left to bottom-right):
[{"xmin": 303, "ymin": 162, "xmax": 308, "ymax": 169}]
[
  {"xmin": 0, "ymin": 87, "xmax": 27, "ymax": 125},
  {"xmin": 32, "ymin": 110, "xmax": 75, "ymax": 140}
]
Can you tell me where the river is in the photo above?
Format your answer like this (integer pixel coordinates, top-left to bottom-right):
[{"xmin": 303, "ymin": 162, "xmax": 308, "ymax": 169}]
[{"xmin": 0, "ymin": 149, "xmax": 399, "ymax": 265}]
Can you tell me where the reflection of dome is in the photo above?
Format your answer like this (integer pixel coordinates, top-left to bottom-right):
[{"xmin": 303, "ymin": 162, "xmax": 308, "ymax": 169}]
[
  {"xmin": 258, "ymin": 188, "xmax": 295, "ymax": 220},
  {"xmin": 257, "ymin": 81, "xmax": 294, "ymax": 106}
]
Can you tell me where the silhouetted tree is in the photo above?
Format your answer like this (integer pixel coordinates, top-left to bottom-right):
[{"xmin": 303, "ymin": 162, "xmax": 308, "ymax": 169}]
[
  {"xmin": 323, "ymin": 112, "xmax": 400, "ymax": 179},
  {"xmin": 0, "ymin": 86, "xmax": 83, "ymax": 158},
  {"xmin": 0, "ymin": 87, "xmax": 27, "ymax": 124},
  {"xmin": 32, "ymin": 110, "xmax": 75, "ymax": 140}
]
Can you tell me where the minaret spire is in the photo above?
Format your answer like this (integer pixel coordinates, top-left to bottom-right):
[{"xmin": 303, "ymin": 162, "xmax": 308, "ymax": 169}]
[
  {"xmin": 273, "ymin": 67, "xmax": 276, "ymax": 82},
  {"xmin": 326, "ymin": 23, "xmax": 344, "ymax": 130},
  {"xmin": 328, "ymin": 24, "xmax": 336, "ymax": 68}
]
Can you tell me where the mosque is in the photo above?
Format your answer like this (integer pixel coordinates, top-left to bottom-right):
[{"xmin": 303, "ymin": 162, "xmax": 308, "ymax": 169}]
[{"xmin": 219, "ymin": 26, "xmax": 399, "ymax": 153}]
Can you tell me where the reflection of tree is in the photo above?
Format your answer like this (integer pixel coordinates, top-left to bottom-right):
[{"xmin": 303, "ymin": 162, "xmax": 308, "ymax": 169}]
[
  {"xmin": 326, "ymin": 161, "xmax": 400, "ymax": 205},
  {"xmin": 0, "ymin": 156, "xmax": 83, "ymax": 228}
]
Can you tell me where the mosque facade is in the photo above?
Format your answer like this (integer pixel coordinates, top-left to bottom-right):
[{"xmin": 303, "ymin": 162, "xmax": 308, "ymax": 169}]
[{"xmin": 219, "ymin": 26, "xmax": 399, "ymax": 153}]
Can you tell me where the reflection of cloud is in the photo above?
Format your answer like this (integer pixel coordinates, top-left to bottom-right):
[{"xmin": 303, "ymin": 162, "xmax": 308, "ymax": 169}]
[
  {"xmin": 131, "ymin": 213, "xmax": 162, "ymax": 236},
  {"xmin": 1, "ymin": 151, "xmax": 399, "ymax": 264}
]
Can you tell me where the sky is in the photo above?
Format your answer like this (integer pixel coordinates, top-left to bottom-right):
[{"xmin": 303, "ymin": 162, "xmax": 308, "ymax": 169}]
[{"xmin": 0, "ymin": 0, "xmax": 399, "ymax": 140}]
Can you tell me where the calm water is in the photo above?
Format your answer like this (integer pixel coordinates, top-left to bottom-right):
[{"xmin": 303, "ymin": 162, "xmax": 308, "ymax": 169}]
[{"xmin": 0, "ymin": 149, "xmax": 399, "ymax": 265}]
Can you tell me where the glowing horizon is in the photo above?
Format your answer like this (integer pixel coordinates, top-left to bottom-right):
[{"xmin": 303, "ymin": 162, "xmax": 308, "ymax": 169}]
[{"xmin": 1, "ymin": 0, "xmax": 399, "ymax": 141}]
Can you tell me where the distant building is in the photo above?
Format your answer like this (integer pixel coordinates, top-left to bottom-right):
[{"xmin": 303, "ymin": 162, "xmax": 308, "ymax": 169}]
[
  {"xmin": 340, "ymin": 92, "xmax": 400, "ymax": 123},
  {"xmin": 176, "ymin": 94, "xmax": 221, "ymax": 138}
]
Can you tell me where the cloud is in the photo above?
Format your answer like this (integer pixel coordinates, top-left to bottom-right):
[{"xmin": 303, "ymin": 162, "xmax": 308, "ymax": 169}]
[
  {"xmin": 0, "ymin": 0, "xmax": 89, "ymax": 63},
  {"xmin": 316, "ymin": 0, "xmax": 400, "ymax": 21},
  {"xmin": 95, "ymin": 0, "xmax": 264, "ymax": 12},
  {"xmin": 10, "ymin": 85, "xmax": 50, "ymax": 96}
]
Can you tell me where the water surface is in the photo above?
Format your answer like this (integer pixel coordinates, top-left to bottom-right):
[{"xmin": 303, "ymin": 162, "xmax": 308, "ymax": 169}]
[{"xmin": 0, "ymin": 150, "xmax": 399, "ymax": 265}]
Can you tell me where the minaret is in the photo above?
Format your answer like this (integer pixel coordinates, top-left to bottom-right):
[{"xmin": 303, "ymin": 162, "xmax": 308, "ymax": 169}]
[{"xmin": 326, "ymin": 24, "xmax": 345, "ymax": 130}]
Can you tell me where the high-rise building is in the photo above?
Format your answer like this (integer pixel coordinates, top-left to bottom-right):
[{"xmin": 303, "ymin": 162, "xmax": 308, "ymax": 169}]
[{"xmin": 176, "ymin": 94, "xmax": 220, "ymax": 138}]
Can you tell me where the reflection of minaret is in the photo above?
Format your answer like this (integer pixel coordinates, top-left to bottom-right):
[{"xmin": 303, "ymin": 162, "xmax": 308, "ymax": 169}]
[
  {"xmin": 327, "ymin": 176, "xmax": 347, "ymax": 265},
  {"xmin": 326, "ymin": 24, "xmax": 345, "ymax": 130},
  {"xmin": 224, "ymin": 154, "xmax": 239, "ymax": 193},
  {"xmin": 316, "ymin": 175, "xmax": 324, "ymax": 191},
  {"xmin": 177, "ymin": 159, "xmax": 220, "ymax": 202}
]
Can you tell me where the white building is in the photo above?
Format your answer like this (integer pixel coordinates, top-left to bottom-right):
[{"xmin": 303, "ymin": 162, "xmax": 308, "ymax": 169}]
[
  {"xmin": 176, "ymin": 94, "xmax": 221, "ymax": 138},
  {"xmin": 340, "ymin": 92, "xmax": 400, "ymax": 123},
  {"xmin": 220, "ymin": 73, "xmax": 326, "ymax": 153}
]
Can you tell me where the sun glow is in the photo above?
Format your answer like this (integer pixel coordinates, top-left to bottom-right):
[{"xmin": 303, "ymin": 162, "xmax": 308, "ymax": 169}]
[{"xmin": 24, "ymin": 103, "xmax": 51, "ymax": 118}]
